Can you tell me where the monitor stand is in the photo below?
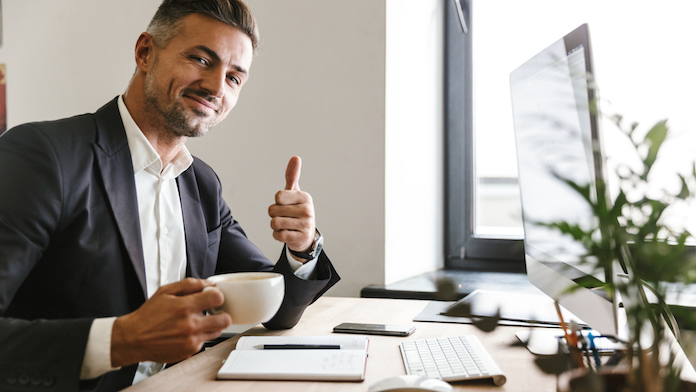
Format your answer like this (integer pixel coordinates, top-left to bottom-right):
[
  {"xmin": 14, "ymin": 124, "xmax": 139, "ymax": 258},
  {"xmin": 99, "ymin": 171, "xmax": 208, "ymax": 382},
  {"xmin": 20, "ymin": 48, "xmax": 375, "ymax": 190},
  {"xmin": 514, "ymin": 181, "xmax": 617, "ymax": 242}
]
[{"xmin": 441, "ymin": 289, "xmax": 580, "ymax": 326}]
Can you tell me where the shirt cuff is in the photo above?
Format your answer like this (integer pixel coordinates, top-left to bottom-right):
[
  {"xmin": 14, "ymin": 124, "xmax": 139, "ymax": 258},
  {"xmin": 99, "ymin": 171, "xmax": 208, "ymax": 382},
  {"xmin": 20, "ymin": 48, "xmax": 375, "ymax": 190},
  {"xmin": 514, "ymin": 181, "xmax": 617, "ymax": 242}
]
[
  {"xmin": 80, "ymin": 317, "xmax": 121, "ymax": 380},
  {"xmin": 285, "ymin": 230, "xmax": 322, "ymax": 280},
  {"xmin": 287, "ymin": 248, "xmax": 320, "ymax": 280}
]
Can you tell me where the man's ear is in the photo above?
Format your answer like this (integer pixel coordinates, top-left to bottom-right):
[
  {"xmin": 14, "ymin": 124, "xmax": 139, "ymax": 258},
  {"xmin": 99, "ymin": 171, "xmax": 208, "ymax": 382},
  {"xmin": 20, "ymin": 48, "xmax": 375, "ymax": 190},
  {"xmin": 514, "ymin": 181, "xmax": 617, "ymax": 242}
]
[{"xmin": 134, "ymin": 33, "xmax": 155, "ymax": 72}]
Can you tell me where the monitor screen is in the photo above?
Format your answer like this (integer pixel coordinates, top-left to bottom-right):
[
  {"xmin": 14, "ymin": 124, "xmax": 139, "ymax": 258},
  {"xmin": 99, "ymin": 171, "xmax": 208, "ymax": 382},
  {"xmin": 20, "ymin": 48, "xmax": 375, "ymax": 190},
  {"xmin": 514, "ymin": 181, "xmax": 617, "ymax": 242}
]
[{"xmin": 510, "ymin": 24, "xmax": 622, "ymax": 336}]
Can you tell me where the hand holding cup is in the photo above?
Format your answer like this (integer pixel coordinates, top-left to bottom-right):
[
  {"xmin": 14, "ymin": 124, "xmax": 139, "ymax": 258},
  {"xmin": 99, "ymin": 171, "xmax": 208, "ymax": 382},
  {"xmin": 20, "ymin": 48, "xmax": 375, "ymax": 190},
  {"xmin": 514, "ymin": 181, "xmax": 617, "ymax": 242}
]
[{"xmin": 204, "ymin": 272, "xmax": 285, "ymax": 325}]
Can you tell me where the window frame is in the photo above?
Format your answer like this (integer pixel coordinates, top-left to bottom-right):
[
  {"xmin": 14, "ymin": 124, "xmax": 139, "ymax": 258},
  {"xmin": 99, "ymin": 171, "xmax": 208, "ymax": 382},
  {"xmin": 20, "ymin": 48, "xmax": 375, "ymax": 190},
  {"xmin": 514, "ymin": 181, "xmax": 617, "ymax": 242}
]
[{"xmin": 444, "ymin": 0, "xmax": 524, "ymax": 272}]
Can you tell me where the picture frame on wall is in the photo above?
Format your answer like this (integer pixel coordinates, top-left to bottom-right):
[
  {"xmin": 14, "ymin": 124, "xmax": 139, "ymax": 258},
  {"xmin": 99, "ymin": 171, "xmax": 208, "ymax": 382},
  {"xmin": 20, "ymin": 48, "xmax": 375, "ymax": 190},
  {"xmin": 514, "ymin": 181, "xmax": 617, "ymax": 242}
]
[{"xmin": 0, "ymin": 0, "xmax": 3, "ymax": 48}]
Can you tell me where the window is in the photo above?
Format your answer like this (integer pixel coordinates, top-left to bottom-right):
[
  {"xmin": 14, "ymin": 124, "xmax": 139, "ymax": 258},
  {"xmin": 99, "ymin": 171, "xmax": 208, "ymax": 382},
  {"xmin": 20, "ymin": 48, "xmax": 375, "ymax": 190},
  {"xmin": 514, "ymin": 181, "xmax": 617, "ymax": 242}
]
[{"xmin": 446, "ymin": 0, "xmax": 696, "ymax": 270}]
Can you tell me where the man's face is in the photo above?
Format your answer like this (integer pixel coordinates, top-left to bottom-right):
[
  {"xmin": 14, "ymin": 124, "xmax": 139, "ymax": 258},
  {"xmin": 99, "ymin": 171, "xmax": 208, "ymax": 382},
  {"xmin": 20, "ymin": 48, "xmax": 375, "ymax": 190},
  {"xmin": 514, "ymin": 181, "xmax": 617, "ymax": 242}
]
[{"xmin": 143, "ymin": 13, "xmax": 253, "ymax": 138}]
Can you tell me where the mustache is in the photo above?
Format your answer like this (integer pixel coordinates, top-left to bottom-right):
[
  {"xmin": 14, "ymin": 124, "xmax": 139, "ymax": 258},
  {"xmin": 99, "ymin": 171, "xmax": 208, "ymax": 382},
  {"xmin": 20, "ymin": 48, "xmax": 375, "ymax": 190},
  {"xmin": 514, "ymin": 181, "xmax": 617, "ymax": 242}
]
[{"xmin": 182, "ymin": 88, "xmax": 220, "ymax": 112}]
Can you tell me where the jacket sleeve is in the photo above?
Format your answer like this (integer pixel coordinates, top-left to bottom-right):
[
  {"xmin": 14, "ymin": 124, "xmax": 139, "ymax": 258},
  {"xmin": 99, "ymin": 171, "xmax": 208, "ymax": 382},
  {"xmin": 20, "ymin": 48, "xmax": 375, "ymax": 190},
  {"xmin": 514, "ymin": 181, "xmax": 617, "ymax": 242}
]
[
  {"xmin": 194, "ymin": 160, "xmax": 340, "ymax": 330},
  {"xmin": 263, "ymin": 246, "xmax": 340, "ymax": 329},
  {"xmin": 0, "ymin": 125, "xmax": 62, "ymax": 314},
  {"xmin": 0, "ymin": 126, "xmax": 97, "ymax": 391}
]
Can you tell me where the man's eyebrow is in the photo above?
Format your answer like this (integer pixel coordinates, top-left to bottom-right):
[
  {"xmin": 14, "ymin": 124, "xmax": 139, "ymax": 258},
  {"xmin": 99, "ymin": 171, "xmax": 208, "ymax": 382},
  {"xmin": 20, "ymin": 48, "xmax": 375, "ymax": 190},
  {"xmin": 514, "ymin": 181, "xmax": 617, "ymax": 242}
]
[{"xmin": 194, "ymin": 45, "xmax": 248, "ymax": 75}]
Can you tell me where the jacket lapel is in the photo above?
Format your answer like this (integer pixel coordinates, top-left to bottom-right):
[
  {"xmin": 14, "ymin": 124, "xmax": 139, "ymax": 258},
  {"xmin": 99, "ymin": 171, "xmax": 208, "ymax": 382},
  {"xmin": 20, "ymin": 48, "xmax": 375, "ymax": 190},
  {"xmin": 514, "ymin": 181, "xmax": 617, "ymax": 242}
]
[
  {"xmin": 92, "ymin": 98, "xmax": 148, "ymax": 297},
  {"xmin": 176, "ymin": 166, "xmax": 208, "ymax": 279}
]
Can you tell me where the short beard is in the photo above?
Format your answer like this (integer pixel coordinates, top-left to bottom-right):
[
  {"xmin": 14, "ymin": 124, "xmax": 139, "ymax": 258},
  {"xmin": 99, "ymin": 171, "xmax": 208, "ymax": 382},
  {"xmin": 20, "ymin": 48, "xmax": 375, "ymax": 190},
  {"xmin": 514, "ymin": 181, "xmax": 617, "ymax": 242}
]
[{"xmin": 143, "ymin": 83, "xmax": 218, "ymax": 138}]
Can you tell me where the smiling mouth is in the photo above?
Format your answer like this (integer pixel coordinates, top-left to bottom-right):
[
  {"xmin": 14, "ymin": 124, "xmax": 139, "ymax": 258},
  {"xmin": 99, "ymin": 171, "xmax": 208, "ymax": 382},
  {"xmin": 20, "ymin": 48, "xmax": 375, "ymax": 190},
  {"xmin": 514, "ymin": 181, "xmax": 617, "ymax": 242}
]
[{"xmin": 183, "ymin": 93, "xmax": 219, "ymax": 114}]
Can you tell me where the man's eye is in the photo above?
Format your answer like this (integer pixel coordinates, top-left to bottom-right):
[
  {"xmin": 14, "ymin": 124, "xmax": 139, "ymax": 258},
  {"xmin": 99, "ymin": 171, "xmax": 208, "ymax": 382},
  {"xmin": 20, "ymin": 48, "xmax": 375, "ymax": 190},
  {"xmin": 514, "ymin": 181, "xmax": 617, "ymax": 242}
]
[
  {"xmin": 227, "ymin": 75, "xmax": 240, "ymax": 85},
  {"xmin": 192, "ymin": 57, "xmax": 208, "ymax": 66}
]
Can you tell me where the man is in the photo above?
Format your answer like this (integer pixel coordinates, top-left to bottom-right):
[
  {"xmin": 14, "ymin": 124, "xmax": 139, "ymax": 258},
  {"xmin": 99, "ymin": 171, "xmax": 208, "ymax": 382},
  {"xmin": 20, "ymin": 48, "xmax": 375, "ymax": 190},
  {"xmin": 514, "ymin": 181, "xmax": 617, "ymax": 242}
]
[{"xmin": 0, "ymin": 0, "xmax": 339, "ymax": 391}]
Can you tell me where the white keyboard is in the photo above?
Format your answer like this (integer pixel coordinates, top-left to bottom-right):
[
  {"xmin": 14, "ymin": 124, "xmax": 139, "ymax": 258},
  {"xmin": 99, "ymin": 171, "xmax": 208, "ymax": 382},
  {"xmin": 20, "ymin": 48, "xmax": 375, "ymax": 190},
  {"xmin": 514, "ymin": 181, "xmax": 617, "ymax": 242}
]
[{"xmin": 399, "ymin": 335, "xmax": 506, "ymax": 386}]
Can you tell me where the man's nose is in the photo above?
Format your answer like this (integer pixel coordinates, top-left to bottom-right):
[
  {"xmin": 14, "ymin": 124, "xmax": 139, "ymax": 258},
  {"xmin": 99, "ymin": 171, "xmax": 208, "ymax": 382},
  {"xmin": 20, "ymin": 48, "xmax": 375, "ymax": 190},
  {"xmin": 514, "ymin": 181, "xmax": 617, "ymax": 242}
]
[{"xmin": 200, "ymin": 68, "xmax": 226, "ymax": 99}]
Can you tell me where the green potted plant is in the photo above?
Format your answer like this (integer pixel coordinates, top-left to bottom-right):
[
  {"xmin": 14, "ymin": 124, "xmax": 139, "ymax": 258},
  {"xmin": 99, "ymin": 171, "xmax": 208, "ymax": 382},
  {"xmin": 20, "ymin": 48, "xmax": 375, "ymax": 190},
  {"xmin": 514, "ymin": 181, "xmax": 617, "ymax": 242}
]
[
  {"xmin": 545, "ymin": 114, "xmax": 696, "ymax": 392},
  {"xmin": 439, "ymin": 114, "xmax": 696, "ymax": 392}
]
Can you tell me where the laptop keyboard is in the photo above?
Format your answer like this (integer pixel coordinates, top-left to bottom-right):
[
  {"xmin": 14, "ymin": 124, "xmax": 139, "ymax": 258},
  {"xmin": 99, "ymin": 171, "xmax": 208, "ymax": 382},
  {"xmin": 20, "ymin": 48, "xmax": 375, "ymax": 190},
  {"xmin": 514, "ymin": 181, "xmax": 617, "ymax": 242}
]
[{"xmin": 399, "ymin": 335, "xmax": 506, "ymax": 386}]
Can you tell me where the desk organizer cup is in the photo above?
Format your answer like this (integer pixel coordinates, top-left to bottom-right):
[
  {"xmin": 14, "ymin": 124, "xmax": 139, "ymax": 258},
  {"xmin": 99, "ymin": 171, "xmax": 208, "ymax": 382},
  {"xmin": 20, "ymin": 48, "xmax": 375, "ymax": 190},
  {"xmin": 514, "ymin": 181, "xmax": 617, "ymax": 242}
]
[{"xmin": 205, "ymin": 272, "xmax": 284, "ymax": 325}]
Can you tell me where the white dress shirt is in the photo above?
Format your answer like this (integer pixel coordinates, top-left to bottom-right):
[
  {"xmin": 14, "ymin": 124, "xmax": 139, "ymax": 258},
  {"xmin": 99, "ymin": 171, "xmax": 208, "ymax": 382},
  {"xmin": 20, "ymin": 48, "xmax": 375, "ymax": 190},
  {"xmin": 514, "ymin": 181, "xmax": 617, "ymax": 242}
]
[{"xmin": 80, "ymin": 96, "xmax": 319, "ymax": 381}]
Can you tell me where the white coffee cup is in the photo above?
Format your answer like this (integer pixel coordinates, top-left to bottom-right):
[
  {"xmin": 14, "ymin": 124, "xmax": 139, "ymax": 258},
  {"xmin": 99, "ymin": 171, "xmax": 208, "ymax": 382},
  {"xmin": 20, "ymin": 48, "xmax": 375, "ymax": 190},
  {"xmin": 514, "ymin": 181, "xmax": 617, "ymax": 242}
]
[{"xmin": 204, "ymin": 272, "xmax": 284, "ymax": 325}]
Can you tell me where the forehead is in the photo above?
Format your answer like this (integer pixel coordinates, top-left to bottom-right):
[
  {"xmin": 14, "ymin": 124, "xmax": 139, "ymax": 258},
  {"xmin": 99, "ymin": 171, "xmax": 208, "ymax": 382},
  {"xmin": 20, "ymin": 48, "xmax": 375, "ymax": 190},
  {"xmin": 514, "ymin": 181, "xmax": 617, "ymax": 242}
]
[{"xmin": 165, "ymin": 13, "xmax": 253, "ymax": 70}]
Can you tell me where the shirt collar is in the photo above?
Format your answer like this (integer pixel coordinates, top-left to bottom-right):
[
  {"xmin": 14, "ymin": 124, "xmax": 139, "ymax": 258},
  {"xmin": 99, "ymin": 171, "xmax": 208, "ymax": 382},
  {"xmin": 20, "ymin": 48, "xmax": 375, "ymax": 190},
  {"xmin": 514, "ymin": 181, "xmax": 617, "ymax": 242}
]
[{"xmin": 117, "ymin": 95, "xmax": 193, "ymax": 178}]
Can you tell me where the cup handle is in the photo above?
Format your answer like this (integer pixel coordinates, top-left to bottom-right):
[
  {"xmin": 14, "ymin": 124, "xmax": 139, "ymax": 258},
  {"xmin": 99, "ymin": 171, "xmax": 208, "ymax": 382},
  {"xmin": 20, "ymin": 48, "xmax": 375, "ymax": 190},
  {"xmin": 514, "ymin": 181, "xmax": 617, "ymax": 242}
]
[{"xmin": 203, "ymin": 286, "xmax": 223, "ymax": 315}]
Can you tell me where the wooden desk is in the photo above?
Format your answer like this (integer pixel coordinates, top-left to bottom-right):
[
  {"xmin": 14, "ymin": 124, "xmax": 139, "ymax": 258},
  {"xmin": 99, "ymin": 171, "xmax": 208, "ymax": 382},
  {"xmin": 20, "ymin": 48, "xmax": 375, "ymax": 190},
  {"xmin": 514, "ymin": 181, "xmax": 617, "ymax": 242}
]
[{"xmin": 123, "ymin": 297, "xmax": 556, "ymax": 391}]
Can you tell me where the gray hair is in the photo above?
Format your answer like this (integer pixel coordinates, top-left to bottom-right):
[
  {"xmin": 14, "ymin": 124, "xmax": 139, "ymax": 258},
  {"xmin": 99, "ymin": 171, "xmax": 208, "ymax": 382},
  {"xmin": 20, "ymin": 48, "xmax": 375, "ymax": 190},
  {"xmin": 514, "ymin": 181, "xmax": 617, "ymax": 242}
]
[{"xmin": 147, "ymin": 0, "xmax": 259, "ymax": 52}]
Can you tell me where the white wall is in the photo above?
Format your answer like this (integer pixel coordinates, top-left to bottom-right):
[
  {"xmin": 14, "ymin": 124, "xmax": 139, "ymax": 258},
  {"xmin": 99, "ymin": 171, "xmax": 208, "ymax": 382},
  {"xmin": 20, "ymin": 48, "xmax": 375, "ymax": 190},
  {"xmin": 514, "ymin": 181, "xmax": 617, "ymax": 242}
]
[
  {"xmin": 187, "ymin": 0, "xmax": 388, "ymax": 297},
  {"xmin": 1, "ymin": 0, "xmax": 159, "ymax": 124},
  {"xmin": 0, "ymin": 0, "xmax": 443, "ymax": 296}
]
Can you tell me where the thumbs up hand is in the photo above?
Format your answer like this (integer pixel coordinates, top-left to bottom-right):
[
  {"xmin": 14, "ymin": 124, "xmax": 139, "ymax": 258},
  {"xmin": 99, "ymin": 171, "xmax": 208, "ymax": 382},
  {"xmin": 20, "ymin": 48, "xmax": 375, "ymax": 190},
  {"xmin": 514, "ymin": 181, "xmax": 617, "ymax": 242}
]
[{"xmin": 268, "ymin": 156, "xmax": 316, "ymax": 259}]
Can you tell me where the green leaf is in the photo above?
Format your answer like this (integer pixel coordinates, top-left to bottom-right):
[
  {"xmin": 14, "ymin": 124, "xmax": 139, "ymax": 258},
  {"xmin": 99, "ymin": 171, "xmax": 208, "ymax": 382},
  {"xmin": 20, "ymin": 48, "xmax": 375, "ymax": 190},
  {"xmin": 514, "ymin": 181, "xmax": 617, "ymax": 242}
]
[
  {"xmin": 677, "ymin": 174, "xmax": 689, "ymax": 200},
  {"xmin": 441, "ymin": 299, "xmax": 472, "ymax": 318},
  {"xmin": 610, "ymin": 190, "xmax": 627, "ymax": 220},
  {"xmin": 642, "ymin": 120, "xmax": 669, "ymax": 178},
  {"xmin": 538, "ymin": 221, "xmax": 592, "ymax": 244},
  {"xmin": 534, "ymin": 349, "xmax": 574, "ymax": 375},
  {"xmin": 555, "ymin": 175, "xmax": 593, "ymax": 204},
  {"xmin": 434, "ymin": 277, "xmax": 459, "ymax": 300},
  {"xmin": 611, "ymin": 113, "xmax": 623, "ymax": 127},
  {"xmin": 471, "ymin": 310, "xmax": 501, "ymax": 333}
]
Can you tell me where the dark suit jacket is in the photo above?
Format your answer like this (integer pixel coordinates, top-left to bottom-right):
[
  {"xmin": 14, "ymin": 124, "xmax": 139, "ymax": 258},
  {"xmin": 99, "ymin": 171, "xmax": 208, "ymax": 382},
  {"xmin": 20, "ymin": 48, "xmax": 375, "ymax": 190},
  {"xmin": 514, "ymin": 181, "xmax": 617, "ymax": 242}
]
[{"xmin": 0, "ymin": 98, "xmax": 339, "ymax": 391}]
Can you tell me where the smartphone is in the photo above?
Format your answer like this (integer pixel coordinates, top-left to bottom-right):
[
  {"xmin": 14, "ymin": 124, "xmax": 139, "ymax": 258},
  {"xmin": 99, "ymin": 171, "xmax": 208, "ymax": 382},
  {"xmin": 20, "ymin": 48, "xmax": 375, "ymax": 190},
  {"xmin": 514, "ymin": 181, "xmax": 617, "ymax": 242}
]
[{"xmin": 333, "ymin": 322, "xmax": 416, "ymax": 337}]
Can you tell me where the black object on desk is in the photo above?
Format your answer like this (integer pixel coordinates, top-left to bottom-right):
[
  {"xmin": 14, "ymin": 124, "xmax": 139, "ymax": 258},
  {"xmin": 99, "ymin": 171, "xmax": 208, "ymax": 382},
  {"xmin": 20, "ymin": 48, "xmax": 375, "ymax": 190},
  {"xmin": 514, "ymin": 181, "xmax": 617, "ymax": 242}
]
[{"xmin": 253, "ymin": 344, "xmax": 342, "ymax": 350}]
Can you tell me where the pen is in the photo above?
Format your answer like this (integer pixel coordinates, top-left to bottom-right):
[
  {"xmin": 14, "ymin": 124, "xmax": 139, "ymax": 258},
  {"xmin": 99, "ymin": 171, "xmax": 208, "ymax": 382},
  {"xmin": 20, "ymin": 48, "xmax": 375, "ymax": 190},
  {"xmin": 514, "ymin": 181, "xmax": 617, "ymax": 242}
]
[
  {"xmin": 554, "ymin": 301, "xmax": 584, "ymax": 368},
  {"xmin": 253, "ymin": 344, "xmax": 342, "ymax": 350},
  {"xmin": 587, "ymin": 333, "xmax": 601, "ymax": 369},
  {"xmin": 554, "ymin": 301, "xmax": 573, "ymax": 345}
]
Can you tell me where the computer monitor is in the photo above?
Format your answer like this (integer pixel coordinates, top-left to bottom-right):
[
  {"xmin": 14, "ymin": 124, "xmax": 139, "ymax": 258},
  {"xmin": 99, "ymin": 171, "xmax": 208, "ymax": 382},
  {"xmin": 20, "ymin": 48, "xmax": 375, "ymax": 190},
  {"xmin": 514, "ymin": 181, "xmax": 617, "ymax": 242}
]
[{"xmin": 509, "ymin": 24, "xmax": 625, "ymax": 338}]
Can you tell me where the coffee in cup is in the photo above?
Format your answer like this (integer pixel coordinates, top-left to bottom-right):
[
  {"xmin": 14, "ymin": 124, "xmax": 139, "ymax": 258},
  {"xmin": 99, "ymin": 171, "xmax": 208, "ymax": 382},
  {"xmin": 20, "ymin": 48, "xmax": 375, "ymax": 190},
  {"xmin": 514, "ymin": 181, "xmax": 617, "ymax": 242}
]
[{"xmin": 205, "ymin": 272, "xmax": 284, "ymax": 325}]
